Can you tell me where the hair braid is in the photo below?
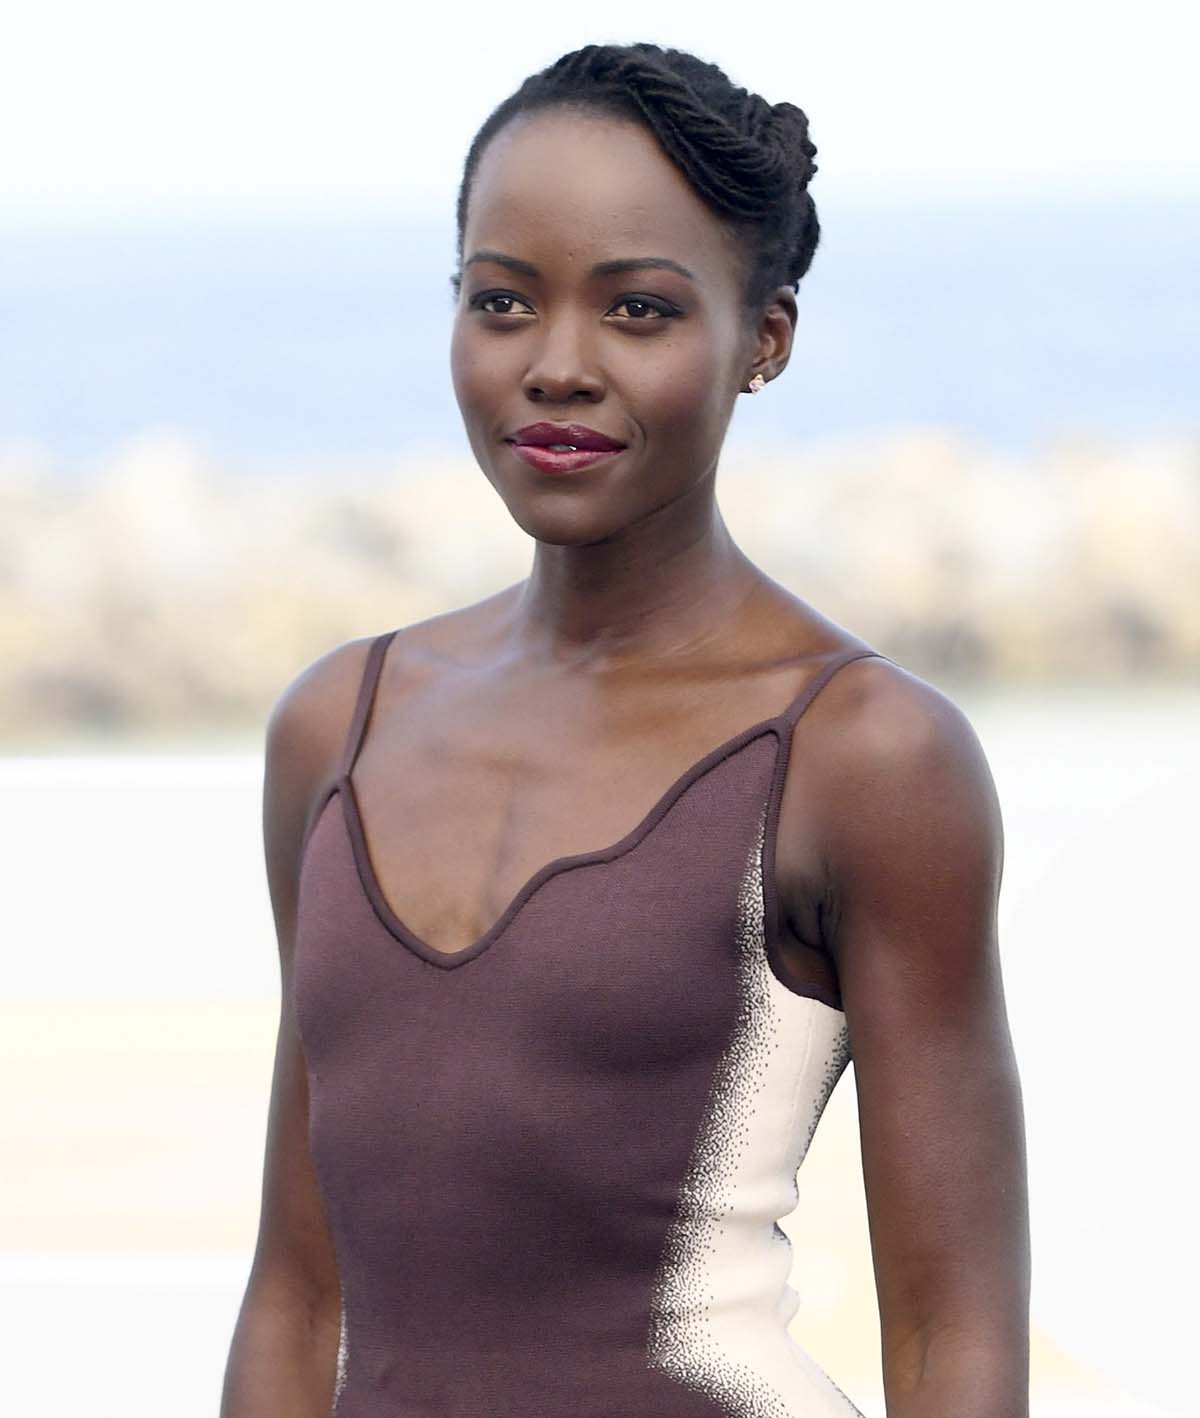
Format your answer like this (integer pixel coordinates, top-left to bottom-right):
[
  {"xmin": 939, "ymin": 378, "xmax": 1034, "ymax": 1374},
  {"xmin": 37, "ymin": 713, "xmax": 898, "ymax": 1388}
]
[{"xmin": 454, "ymin": 42, "xmax": 822, "ymax": 314}]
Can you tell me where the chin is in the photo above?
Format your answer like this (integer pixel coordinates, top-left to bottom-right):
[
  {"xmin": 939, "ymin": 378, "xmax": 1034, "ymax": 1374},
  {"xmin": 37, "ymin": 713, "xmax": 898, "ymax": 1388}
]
[
  {"xmin": 488, "ymin": 485, "xmax": 621, "ymax": 548},
  {"xmin": 509, "ymin": 508, "xmax": 615, "ymax": 548}
]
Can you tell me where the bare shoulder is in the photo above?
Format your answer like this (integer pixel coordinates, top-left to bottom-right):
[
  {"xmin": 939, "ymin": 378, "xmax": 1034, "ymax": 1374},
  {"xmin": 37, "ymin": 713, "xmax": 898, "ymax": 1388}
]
[
  {"xmin": 264, "ymin": 633, "xmax": 379, "ymax": 801},
  {"xmin": 813, "ymin": 653, "xmax": 1000, "ymax": 822},
  {"xmin": 797, "ymin": 652, "xmax": 1005, "ymax": 995},
  {"xmin": 260, "ymin": 631, "xmax": 391, "ymax": 956},
  {"xmin": 263, "ymin": 581, "xmax": 519, "ymax": 772},
  {"xmin": 800, "ymin": 656, "xmax": 1028, "ymax": 1367},
  {"xmin": 262, "ymin": 585, "xmax": 527, "ymax": 886}
]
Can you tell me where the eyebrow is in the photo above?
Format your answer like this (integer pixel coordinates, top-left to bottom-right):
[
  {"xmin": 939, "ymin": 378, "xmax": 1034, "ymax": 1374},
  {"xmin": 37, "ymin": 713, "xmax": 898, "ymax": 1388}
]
[{"xmin": 462, "ymin": 250, "xmax": 697, "ymax": 281}]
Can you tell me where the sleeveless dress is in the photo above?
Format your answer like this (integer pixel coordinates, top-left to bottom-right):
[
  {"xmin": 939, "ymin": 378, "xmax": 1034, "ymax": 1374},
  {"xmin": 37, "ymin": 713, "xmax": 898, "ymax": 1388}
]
[{"xmin": 293, "ymin": 628, "xmax": 886, "ymax": 1417}]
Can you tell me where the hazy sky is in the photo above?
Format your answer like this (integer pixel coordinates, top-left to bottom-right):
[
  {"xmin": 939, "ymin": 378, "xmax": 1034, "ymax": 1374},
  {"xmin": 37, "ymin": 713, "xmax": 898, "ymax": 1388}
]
[{"xmin": 5, "ymin": 0, "xmax": 1196, "ymax": 223}]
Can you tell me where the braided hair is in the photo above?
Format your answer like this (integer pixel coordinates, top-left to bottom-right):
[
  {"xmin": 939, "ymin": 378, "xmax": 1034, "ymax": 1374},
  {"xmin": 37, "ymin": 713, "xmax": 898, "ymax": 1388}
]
[{"xmin": 454, "ymin": 42, "xmax": 821, "ymax": 317}]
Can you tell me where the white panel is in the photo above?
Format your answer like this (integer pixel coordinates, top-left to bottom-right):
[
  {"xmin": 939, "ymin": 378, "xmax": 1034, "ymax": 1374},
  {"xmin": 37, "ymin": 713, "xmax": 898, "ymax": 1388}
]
[{"xmin": 647, "ymin": 805, "xmax": 862, "ymax": 1416}]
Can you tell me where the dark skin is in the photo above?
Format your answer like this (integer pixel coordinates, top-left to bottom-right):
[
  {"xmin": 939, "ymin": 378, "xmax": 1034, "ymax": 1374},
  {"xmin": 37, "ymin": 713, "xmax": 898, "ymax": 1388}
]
[{"xmin": 222, "ymin": 109, "xmax": 1029, "ymax": 1418}]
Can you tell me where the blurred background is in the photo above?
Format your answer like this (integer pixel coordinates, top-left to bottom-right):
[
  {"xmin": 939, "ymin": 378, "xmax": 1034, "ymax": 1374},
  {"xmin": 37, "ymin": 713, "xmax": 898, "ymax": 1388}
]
[{"xmin": 2, "ymin": 2, "xmax": 1197, "ymax": 1414}]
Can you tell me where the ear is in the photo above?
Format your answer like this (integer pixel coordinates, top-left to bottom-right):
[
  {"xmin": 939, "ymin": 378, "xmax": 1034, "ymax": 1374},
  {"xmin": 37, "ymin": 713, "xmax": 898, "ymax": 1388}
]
[{"xmin": 743, "ymin": 285, "xmax": 798, "ymax": 393}]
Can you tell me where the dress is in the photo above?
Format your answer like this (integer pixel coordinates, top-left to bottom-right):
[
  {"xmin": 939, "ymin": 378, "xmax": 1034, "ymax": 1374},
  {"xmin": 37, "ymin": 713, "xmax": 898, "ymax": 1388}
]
[{"xmin": 293, "ymin": 628, "xmax": 886, "ymax": 1416}]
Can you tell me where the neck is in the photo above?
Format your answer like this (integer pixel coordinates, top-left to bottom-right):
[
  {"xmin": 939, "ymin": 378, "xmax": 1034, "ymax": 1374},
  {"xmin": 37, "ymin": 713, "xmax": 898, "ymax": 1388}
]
[{"xmin": 507, "ymin": 476, "xmax": 762, "ymax": 670}]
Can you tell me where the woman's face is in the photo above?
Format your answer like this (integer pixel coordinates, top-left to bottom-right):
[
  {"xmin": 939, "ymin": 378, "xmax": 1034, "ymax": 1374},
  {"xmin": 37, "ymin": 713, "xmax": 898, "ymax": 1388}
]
[{"xmin": 450, "ymin": 107, "xmax": 792, "ymax": 545}]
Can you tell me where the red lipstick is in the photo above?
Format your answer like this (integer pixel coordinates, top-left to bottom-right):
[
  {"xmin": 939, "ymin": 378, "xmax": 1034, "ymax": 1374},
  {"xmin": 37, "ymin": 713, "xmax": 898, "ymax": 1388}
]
[{"xmin": 505, "ymin": 421, "xmax": 627, "ymax": 476}]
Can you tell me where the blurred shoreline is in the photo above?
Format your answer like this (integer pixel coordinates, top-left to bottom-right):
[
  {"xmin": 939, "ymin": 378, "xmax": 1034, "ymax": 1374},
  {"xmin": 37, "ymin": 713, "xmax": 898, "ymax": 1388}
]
[{"xmin": 4, "ymin": 425, "xmax": 1197, "ymax": 745}]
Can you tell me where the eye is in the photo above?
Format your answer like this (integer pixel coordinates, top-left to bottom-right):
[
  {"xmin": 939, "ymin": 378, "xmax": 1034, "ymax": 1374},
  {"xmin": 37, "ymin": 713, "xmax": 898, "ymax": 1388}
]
[
  {"xmin": 467, "ymin": 291, "xmax": 535, "ymax": 317},
  {"xmin": 609, "ymin": 295, "xmax": 679, "ymax": 320}
]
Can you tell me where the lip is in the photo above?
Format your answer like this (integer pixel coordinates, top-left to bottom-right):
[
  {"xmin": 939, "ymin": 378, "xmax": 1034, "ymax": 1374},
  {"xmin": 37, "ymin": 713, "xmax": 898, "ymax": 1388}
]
[
  {"xmin": 506, "ymin": 421, "xmax": 626, "ymax": 452},
  {"xmin": 508, "ymin": 444, "xmax": 624, "ymax": 476}
]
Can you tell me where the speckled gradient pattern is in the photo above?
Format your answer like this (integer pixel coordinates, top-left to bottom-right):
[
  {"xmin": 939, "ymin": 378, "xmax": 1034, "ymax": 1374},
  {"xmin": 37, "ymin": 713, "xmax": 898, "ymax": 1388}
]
[
  {"xmin": 332, "ymin": 1299, "xmax": 348, "ymax": 1413},
  {"xmin": 646, "ymin": 804, "xmax": 863, "ymax": 1417},
  {"xmin": 293, "ymin": 630, "xmax": 883, "ymax": 1417}
]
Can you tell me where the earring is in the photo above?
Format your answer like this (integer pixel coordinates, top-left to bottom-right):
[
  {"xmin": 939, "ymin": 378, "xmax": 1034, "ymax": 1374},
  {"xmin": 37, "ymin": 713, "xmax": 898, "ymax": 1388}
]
[{"xmin": 747, "ymin": 373, "xmax": 766, "ymax": 394}]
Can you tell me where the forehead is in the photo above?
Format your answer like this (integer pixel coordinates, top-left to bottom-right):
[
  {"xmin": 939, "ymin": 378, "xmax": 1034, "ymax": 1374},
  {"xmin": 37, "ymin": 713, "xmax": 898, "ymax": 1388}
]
[{"xmin": 464, "ymin": 108, "xmax": 742, "ymax": 281}]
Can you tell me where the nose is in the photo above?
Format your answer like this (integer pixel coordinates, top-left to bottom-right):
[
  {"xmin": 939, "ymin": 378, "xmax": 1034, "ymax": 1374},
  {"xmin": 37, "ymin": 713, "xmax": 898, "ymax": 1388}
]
[{"xmin": 521, "ymin": 309, "xmax": 605, "ymax": 404}]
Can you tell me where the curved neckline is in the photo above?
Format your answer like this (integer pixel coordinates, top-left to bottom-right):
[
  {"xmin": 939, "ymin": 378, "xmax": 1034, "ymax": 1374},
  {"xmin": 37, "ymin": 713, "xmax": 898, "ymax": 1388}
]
[{"xmin": 336, "ymin": 710, "xmax": 789, "ymax": 970}]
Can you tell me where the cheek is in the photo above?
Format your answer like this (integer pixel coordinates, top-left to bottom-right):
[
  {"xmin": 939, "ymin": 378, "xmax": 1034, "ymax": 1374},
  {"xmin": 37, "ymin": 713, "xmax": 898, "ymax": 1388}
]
[
  {"xmin": 628, "ymin": 326, "xmax": 737, "ymax": 442},
  {"xmin": 449, "ymin": 319, "xmax": 497, "ymax": 422}
]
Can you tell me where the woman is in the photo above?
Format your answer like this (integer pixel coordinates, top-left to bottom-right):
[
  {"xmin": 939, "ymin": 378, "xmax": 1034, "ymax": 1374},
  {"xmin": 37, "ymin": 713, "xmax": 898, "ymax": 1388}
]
[{"xmin": 222, "ymin": 42, "xmax": 1030, "ymax": 1418}]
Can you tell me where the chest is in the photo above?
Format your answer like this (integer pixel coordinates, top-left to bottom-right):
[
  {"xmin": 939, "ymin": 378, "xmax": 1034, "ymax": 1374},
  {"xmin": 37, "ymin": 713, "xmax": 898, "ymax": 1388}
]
[
  {"xmin": 343, "ymin": 710, "xmax": 792, "ymax": 960},
  {"xmin": 295, "ymin": 733, "xmax": 781, "ymax": 1084}
]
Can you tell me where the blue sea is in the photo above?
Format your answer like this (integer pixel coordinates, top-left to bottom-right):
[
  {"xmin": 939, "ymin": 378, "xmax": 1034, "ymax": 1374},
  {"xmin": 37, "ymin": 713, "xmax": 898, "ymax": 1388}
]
[{"xmin": 2, "ymin": 192, "xmax": 1196, "ymax": 469}]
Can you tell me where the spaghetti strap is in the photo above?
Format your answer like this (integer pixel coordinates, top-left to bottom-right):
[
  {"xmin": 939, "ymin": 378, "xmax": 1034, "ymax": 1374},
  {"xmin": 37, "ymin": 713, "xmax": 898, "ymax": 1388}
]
[
  {"xmin": 760, "ymin": 645, "xmax": 891, "ymax": 973},
  {"xmin": 294, "ymin": 625, "xmax": 892, "ymax": 1415},
  {"xmin": 339, "ymin": 629, "xmax": 399, "ymax": 779},
  {"xmin": 777, "ymin": 645, "xmax": 891, "ymax": 729}
]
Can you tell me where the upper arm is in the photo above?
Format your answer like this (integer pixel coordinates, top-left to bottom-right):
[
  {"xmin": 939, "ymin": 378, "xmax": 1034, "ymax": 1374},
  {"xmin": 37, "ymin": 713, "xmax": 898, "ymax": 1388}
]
[
  {"xmin": 806, "ymin": 663, "xmax": 1029, "ymax": 1371},
  {"xmin": 247, "ymin": 637, "xmax": 373, "ymax": 1310}
]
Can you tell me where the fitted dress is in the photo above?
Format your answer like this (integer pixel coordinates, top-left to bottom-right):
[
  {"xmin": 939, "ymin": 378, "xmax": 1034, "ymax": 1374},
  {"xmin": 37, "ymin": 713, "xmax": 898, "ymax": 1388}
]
[{"xmin": 292, "ymin": 628, "xmax": 885, "ymax": 1416}]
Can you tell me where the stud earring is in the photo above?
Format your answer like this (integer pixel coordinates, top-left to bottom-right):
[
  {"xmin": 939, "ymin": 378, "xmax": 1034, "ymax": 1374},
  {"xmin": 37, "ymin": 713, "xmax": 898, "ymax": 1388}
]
[{"xmin": 747, "ymin": 373, "xmax": 766, "ymax": 394}]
